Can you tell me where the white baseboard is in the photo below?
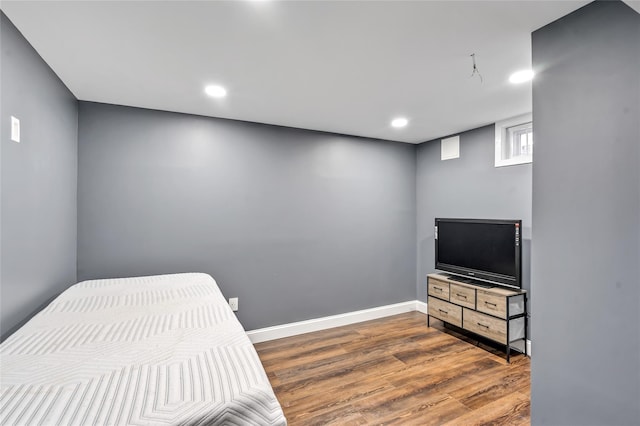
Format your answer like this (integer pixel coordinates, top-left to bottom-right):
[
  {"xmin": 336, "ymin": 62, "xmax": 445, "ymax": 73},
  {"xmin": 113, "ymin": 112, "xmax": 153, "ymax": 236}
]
[
  {"xmin": 415, "ymin": 300, "xmax": 428, "ymax": 314},
  {"xmin": 247, "ymin": 299, "xmax": 532, "ymax": 358},
  {"xmin": 247, "ymin": 300, "xmax": 419, "ymax": 344}
]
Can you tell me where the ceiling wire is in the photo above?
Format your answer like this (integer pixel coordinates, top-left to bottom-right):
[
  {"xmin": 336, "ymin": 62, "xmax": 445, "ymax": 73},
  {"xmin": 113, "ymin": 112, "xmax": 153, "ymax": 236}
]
[{"xmin": 470, "ymin": 53, "xmax": 483, "ymax": 83}]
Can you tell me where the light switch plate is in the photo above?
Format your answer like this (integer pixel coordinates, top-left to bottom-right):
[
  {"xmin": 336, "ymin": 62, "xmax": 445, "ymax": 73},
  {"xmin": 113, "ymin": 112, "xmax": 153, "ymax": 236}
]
[{"xmin": 11, "ymin": 116, "xmax": 20, "ymax": 142}]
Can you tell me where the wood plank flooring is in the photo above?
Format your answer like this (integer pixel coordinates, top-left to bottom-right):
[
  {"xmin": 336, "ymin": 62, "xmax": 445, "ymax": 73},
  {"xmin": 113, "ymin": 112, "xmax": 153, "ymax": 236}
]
[{"xmin": 255, "ymin": 312, "xmax": 530, "ymax": 425}]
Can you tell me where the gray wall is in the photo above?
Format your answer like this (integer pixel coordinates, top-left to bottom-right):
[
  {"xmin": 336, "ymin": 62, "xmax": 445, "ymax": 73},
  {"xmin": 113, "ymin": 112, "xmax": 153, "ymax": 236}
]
[
  {"xmin": 0, "ymin": 13, "xmax": 78, "ymax": 340},
  {"xmin": 531, "ymin": 1, "xmax": 639, "ymax": 425},
  {"xmin": 77, "ymin": 102, "xmax": 417, "ymax": 330},
  {"xmin": 416, "ymin": 125, "xmax": 532, "ymax": 307}
]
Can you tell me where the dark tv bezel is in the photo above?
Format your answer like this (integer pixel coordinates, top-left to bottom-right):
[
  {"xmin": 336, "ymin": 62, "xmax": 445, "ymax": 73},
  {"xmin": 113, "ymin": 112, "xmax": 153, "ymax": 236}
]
[{"xmin": 434, "ymin": 218, "xmax": 522, "ymax": 289}]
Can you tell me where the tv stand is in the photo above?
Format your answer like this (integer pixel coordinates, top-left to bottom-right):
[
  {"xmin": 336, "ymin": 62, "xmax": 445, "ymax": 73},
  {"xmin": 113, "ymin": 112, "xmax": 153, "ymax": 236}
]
[
  {"xmin": 427, "ymin": 273, "xmax": 527, "ymax": 362},
  {"xmin": 439, "ymin": 274, "xmax": 494, "ymax": 288},
  {"xmin": 459, "ymin": 277, "xmax": 494, "ymax": 288}
]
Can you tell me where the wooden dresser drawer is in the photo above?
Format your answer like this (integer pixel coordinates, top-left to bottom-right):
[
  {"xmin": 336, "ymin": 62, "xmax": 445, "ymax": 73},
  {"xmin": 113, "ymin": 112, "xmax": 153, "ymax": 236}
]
[
  {"xmin": 477, "ymin": 289, "xmax": 507, "ymax": 319},
  {"xmin": 428, "ymin": 279, "xmax": 450, "ymax": 300},
  {"xmin": 449, "ymin": 283, "xmax": 476, "ymax": 309},
  {"xmin": 463, "ymin": 309, "xmax": 507, "ymax": 344},
  {"xmin": 428, "ymin": 296, "xmax": 462, "ymax": 327}
]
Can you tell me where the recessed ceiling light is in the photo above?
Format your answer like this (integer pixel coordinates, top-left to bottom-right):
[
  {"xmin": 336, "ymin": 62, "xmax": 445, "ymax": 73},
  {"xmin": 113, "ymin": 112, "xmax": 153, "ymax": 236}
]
[
  {"xmin": 391, "ymin": 117, "xmax": 408, "ymax": 128},
  {"xmin": 205, "ymin": 85, "xmax": 227, "ymax": 98},
  {"xmin": 509, "ymin": 70, "xmax": 535, "ymax": 84}
]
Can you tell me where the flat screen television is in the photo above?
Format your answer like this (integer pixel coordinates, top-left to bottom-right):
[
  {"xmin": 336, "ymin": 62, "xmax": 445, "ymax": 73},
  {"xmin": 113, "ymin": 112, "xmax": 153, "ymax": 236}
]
[{"xmin": 435, "ymin": 218, "xmax": 522, "ymax": 289}]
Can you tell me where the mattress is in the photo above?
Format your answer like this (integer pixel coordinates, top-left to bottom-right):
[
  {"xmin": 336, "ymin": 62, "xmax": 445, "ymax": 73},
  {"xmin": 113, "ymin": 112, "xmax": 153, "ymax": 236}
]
[{"xmin": 0, "ymin": 273, "xmax": 286, "ymax": 426}]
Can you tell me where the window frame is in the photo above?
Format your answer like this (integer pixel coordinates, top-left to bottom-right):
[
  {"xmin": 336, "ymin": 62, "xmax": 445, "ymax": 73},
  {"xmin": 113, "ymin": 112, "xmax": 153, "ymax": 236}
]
[{"xmin": 495, "ymin": 113, "xmax": 533, "ymax": 168}]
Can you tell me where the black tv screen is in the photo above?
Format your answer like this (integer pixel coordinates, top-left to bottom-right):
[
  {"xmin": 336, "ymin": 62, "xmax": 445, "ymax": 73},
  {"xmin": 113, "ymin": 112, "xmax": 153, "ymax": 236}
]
[{"xmin": 435, "ymin": 218, "xmax": 521, "ymax": 288}]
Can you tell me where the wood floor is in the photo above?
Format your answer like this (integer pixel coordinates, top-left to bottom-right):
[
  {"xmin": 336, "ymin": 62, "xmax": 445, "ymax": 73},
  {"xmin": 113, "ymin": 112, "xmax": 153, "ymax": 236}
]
[{"xmin": 255, "ymin": 312, "xmax": 530, "ymax": 425}]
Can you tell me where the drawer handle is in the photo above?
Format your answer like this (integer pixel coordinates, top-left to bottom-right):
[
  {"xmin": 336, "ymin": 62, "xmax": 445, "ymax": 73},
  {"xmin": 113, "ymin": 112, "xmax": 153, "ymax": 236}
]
[
  {"xmin": 456, "ymin": 293, "xmax": 467, "ymax": 299},
  {"xmin": 433, "ymin": 287, "xmax": 443, "ymax": 292},
  {"xmin": 477, "ymin": 322, "xmax": 489, "ymax": 329},
  {"xmin": 485, "ymin": 302, "xmax": 497, "ymax": 307},
  {"xmin": 438, "ymin": 309, "xmax": 449, "ymax": 315}
]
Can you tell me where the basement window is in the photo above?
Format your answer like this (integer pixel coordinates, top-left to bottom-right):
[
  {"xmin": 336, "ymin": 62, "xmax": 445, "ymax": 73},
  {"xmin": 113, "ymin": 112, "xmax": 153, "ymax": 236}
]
[{"xmin": 495, "ymin": 113, "xmax": 533, "ymax": 167}]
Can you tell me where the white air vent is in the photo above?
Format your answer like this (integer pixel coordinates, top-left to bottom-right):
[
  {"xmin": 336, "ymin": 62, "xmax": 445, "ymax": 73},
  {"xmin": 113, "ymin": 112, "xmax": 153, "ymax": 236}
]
[{"xmin": 441, "ymin": 136, "xmax": 459, "ymax": 160}]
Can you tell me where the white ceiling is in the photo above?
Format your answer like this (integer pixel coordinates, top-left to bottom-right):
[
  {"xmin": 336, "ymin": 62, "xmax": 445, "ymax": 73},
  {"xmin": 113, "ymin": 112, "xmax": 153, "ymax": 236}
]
[{"xmin": 4, "ymin": 0, "xmax": 630, "ymax": 144}]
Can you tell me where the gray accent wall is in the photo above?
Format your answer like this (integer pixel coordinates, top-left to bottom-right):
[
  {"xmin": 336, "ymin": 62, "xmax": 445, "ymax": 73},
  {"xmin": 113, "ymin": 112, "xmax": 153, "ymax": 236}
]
[
  {"xmin": 416, "ymin": 125, "xmax": 532, "ymax": 307},
  {"xmin": 77, "ymin": 102, "xmax": 417, "ymax": 330},
  {"xmin": 531, "ymin": 1, "xmax": 640, "ymax": 424},
  {"xmin": 0, "ymin": 13, "xmax": 78, "ymax": 340}
]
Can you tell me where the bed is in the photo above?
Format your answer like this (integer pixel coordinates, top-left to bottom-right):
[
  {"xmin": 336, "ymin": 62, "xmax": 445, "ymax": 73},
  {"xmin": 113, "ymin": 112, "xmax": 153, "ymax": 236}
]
[{"xmin": 0, "ymin": 273, "xmax": 286, "ymax": 425}]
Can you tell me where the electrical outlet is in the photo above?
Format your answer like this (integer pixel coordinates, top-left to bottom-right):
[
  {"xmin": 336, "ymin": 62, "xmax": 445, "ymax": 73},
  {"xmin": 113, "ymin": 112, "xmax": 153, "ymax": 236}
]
[{"xmin": 228, "ymin": 297, "xmax": 238, "ymax": 312}]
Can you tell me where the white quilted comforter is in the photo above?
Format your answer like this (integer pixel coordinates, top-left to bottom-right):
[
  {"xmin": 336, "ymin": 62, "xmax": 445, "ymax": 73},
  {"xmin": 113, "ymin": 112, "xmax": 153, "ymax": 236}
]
[{"xmin": 0, "ymin": 273, "xmax": 286, "ymax": 425}]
